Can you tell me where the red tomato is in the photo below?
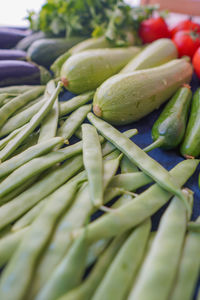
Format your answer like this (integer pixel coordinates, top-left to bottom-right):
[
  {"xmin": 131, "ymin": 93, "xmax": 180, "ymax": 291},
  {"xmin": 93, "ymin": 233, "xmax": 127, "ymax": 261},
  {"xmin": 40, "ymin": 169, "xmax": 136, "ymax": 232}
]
[
  {"xmin": 171, "ymin": 19, "xmax": 200, "ymax": 37},
  {"xmin": 139, "ymin": 17, "xmax": 170, "ymax": 43},
  {"xmin": 193, "ymin": 47, "xmax": 200, "ymax": 79},
  {"xmin": 172, "ymin": 30, "xmax": 200, "ymax": 58}
]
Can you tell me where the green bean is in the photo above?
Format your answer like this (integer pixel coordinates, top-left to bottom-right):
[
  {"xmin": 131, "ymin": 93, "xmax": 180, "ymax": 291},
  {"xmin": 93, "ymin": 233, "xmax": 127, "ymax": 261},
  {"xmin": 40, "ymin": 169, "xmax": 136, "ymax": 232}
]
[
  {"xmin": 0, "ymin": 137, "xmax": 64, "ymax": 180},
  {"xmin": 101, "ymin": 129, "xmax": 138, "ymax": 157},
  {"xmin": 59, "ymin": 91, "xmax": 94, "ymax": 117},
  {"xmin": 12, "ymin": 199, "xmax": 48, "ymax": 231},
  {"xmin": 29, "ymin": 157, "xmax": 122, "ymax": 297},
  {"xmin": 170, "ymin": 216, "xmax": 200, "ymax": 300},
  {"xmin": 58, "ymin": 104, "xmax": 92, "ymax": 140},
  {"xmin": 88, "ymin": 113, "xmax": 190, "ymax": 211},
  {"xmin": 93, "ymin": 219, "xmax": 151, "ymax": 300},
  {"xmin": 120, "ymin": 155, "xmax": 139, "ymax": 173},
  {"xmin": 103, "ymin": 149, "xmax": 121, "ymax": 160},
  {"xmin": 14, "ymin": 94, "xmax": 44, "ymax": 114},
  {"xmin": 0, "ymin": 98, "xmax": 45, "ymax": 137},
  {"xmin": 108, "ymin": 172, "xmax": 152, "ymax": 191},
  {"xmin": 0, "ymin": 124, "xmax": 26, "ymax": 150},
  {"xmin": 57, "ymin": 233, "xmax": 129, "ymax": 300},
  {"xmin": 0, "ymin": 170, "xmax": 86, "ymax": 300},
  {"xmin": 187, "ymin": 219, "xmax": 200, "ymax": 233},
  {"xmin": 73, "ymin": 159, "xmax": 198, "ymax": 244},
  {"xmin": 128, "ymin": 189, "xmax": 193, "ymax": 300},
  {"xmin": 0, "ymin": 82, "xmax": 63, "ymax": 161},
  {"xmin": 82, "ymin": 124, "xmax": 103, "ymax": 207},
  {"xmin": 0, "ymin": 175, "xmax": 38, "ymax": 205},
  {"xmin": 74, "ymin": 126, "xmax": 83, "ymax": 139},
  {"xmin": 0, "ymin": 155, "xmax": 83, "ymax": 230},
  {"xmin": 36, "ymin": 232, "xmax": 88, "ymax": 300},
  {"xmin": 102, "ymin": 154, "xmax": 122, "ymax": 189},
  {"xmin": 0, "ymin": 85, "xmax": 44, "ymax": 94},
  {"xmin": 0, "ymin": 93, "xmax": 17, "ymax": 107},
  {"xmin": 0, "ymin": 227, "xmax": 29, "ymax": 268},
  {"xmin": 0, "ymin": 86, "xmax": 45, "ymax": 129}
]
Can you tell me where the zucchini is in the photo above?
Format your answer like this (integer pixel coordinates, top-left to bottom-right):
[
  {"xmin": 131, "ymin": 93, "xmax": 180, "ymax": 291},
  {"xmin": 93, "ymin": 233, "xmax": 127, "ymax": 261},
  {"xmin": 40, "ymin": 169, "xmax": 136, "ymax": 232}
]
[
  {"xmin": 27, "ymin": 37, "xmax": 84, "ymax": 68},
  {"xmin": 16, "ymin": 31, "xmax": 46, "ymax": 51},
  {"xmin": 93, "ymin": 59, "xmax": 193, "ymax": 125}
]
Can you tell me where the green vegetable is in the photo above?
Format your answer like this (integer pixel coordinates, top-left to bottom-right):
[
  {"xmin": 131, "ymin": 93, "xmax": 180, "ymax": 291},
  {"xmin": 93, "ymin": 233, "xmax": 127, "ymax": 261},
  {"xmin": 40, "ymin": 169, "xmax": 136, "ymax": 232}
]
[
  {"xmin": 180, "ymin": 88, "xmax": 200, "ymax": 158},
  {"xmin": 128, "ymin": 189, "xmax": 193, "ymax": 300},
  {"xmin": 92, "ymin": 219, "xmax": 151, "ymax": 300},
  {"xmin": 93, "ymin": 59, "xmax": 193, "ymax": 125},
  {"xmin": 0, "ymin": 81, "xmax": 62, "ymax": 161},
  {"xmin": 171, "ymin": 216, "xmax": 200, "ymax": 300},
  {"xmin": 120, "ymin": 38, "xmax": 178, "ymax": 73},
  {"xmin": 61, "ymin": 47, "xmax": 140, "ymax": 94},
  {"xmin": 74, "ymin": 159, "xmax": 198, "ymax": 244},
  {"xmin": 88, "ymin": 113, "xmax": 191, "ymax": 211},
  {"xmin": 144, "ymin": 85, "xmax": 192, "ymax": 152},
  {"xmin": 0, "ymin": 86, "xmax": 44, "ymax": 130},
  {"xmin": 28, "ymin": 37, "xmax": 84, "ymax": 68},
  {"xmin": 0, "ymin": 171, "xmax": 86, "ymax": 300}
]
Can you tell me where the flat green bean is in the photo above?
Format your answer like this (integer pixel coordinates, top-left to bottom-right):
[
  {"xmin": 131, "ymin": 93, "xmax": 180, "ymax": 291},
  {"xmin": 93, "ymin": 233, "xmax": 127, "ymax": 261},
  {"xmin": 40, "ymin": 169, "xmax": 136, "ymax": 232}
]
[
  {"xmin": 11, "ymin": 131, "xmax": 39, "ymax": 156},
  {"xmin": 88, "ymin": 113, "xmax": 190, "ymax": 211},
  {"xmin": 36, "ymin": 233, "xmax": 88, "ymax": 300},
  {"xmin": 0, "ymin": 170, "xmax": 86, "ymax": 300},
  {"xmin": 92, "ymin": 219, "xmax": 151, "ymax": 300},
  {"xmin": 14, "ymin": 94, "xmax": 44, "ymax": 114},
  {"xmin": 0, "ymin": 155, "xmax": 83, "ymax": 230},
  {"xmin": 0, "ymin": 137, "xmax": 64, "ymax": 179},
  {"xmin": 0, "ymin": 86, "xmax": 45, "ymax": 129},
  {"xmin": 59, "ymin": 91, "xmax": 94, "ymax": 117},
  {"xmin": 58, "ymin": 104, "xmax": 92, "ymax": 140},
  {"xmin": 57, "ymin": 233, "xmax": 129, "ymax": 300},
  {"xmin": 0, "ymin": 98, "xmax": 45, "ymax": 137},
  {"xmin": 12, "ymin": 199, "xmax": 48, "ymax": 231},
  {"xmin": 73, "ymin": 159, "xmax": 198, "ymax": 244},
  {"xmin": 120, "ymin": 155, "xmax": 139, "ymax": 173},
  {"xmin": 103, "ymin": 149, "xmax": 121, "ymax": 160},
  {"xmin": 82, "ymin": 124, "xmax": 103, "ymax": 207},
  {"xmin": 0, "ymin": 227, "xmax": 29, "ymax": 268},
  {"xmin": 0, "ymin": 82, "xmax": 63, "ymax": 161},
  {"xmin": 128, "ymin": 189, "xmax": 193, "ymax": 300},
  {"xmin": 108, "ymin": 172, "xmax": 152, "ymax": 191},
  {"xmin": 171, "ymin": 216, "xmax": 200, "ymax": 300},
  {"xmin": 0, "ymin": 85, "xmax": 44, "ymax": 94},
  {"xmin": 29, "ymin": 157, "xmax": 122, "ymax": 297},
  {"xmin": 0, "ymin": 124, "xmax": 26, "ymax": 150}
]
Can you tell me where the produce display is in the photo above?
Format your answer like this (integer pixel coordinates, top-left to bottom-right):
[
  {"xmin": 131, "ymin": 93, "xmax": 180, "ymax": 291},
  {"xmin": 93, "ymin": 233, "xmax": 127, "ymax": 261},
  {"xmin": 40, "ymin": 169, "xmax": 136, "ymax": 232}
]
[{"xmin": 0, "ymin": 1, "xmax": 199, "ymax": 300}]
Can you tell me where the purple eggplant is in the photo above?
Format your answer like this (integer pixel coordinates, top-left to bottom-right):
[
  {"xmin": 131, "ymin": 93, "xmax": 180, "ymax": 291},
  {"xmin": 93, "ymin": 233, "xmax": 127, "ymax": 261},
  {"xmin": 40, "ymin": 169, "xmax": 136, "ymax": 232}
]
[
  {"xmin": 0, "ymin": 28, "xmax": 29, "ymax": 49},
  {"xmin": 0, "ymin": 49, "xmax": 27, "ymax": 61},
  {"xmin": 0, "ymin": 60, "xmax": 51, "ymax": 86}
]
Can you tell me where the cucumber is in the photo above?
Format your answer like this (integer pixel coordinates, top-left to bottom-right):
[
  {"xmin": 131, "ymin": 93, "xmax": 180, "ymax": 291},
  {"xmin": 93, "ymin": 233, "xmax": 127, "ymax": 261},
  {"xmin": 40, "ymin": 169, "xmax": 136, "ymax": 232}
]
[
  {"xmin": 93, "ymin": 59, "xmax": 193, "ymax": 125},
  {"xmin": 16, "ymin": 31, "xmax": 46, "ymax": 51},
  {"xmin": 27, "ymin": 37, "xmax": 84, "ymax": 68},
  {"xmin": 60, "ymin": 47, "xmax": 140, "ymax": 94},
  {"xmin": 120, "ymin": 38, "xmax": 178, "ymax": 73}
]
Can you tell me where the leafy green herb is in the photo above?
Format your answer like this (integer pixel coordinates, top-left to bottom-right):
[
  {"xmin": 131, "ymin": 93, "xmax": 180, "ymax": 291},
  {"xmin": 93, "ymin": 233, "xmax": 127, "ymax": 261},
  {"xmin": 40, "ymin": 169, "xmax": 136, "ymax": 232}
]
[{"xmin": 27, "ymin": 0, "xmax": 158, "ymax": 45}]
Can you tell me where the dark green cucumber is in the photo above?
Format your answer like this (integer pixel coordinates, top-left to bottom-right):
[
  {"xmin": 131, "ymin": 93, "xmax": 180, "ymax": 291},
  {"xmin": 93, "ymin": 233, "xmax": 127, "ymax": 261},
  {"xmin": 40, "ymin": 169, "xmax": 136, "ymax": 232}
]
[
  {"xmin": 27, "ymin": 37, "xmax": 84, "ymax": 68},
  {"xmin": 180, "ymin": 88, "xmax": 200, "ymax": 158},
  {"xmin": 144, "ymin": 85, "xmax": 192, "ymax": 152},
  {"xmin": 16, "ymin": 31, "xmax": 46, "ymax": 51}
]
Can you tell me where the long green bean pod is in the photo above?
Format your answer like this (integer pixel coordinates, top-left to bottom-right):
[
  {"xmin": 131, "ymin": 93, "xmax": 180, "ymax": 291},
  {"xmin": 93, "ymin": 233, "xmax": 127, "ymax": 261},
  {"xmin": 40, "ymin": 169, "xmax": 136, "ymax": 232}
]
[
  {"xmin": 128, "ymin": 189, "xmax": 193, "ymax": 300},
  {"xmin": 0, "ymin": 124, "xmax": 26, "ymax": 150},
  {"xmin": 0, "ymin": 170, "xmax": 86, "ymax": 300},
  {"xmin": 0, "ymin": 82, "xmax": 63, "ymax": 161},
  {"xmin": 0, "ymin": 137, "xmax": 64, "ymax": 180},
  {"xmin": 29, "ymin": 157, "xmax": 122, "ymax": 297},
  {"xmin": 0, "ymin": 227, "xmax": 29, "ymax": 268},
  {"xmin": 57, "ymin": 232, "xmax": 130, "ymax": 300},
  {"xmin": 87, "ymin": 113, "xmax": 191, "ymax": 212},
  {"xmin": 73, "ymin": 159, "xmax": 198, "ymax": 244},
  {"xmin": 82, "ymin": 124, "xmax": 103, "ymax": 207},
  {"xmin": 120, "ymin": 155, "xmax": 139, "ymax": 173},
  {"xmin": 0, "ymin": 85, "xmax": 44, "ymax": 94},
  {"xmin": 35, "ymin": 232, "xmax": 88, "ymax": 300},
  {"xmin": 58, "ymin": 104, "xmax": 92, "ymax": 140},
  {"xmin": 0, "ymin": 86, "xmax": 45, "ymax": 129},
  {"xmin": 59, "ymin": 91, "xmax": 94, "ymax": 117},
  {"xmin": 0, "ymin": 155, "xmax": 83, "ymax": 230},
  {"xmin": 170, "ymin": 216, "xmax": 200, "ymax": 300},
  {"xmin": 92, "ymin": 219, "xmax": 151, "ymax": 300},
  {"xmin": 0, "ymin": 98, "xmax": 45, "ymax": 137}
]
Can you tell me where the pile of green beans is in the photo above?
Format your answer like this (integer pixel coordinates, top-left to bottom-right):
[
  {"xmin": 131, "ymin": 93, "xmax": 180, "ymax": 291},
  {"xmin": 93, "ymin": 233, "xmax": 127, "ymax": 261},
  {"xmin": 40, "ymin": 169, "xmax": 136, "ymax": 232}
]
[{"xmin": 0, "ymin": 81, "xmax": 199, "ymax": 300}]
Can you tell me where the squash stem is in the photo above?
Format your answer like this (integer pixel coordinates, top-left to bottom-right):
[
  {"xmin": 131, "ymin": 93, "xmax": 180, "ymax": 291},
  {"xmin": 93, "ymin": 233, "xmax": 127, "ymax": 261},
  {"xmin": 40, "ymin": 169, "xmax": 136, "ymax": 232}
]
[{"xmin": 143, "ymin": 136, "xmax": 165, "ymax": 152}]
